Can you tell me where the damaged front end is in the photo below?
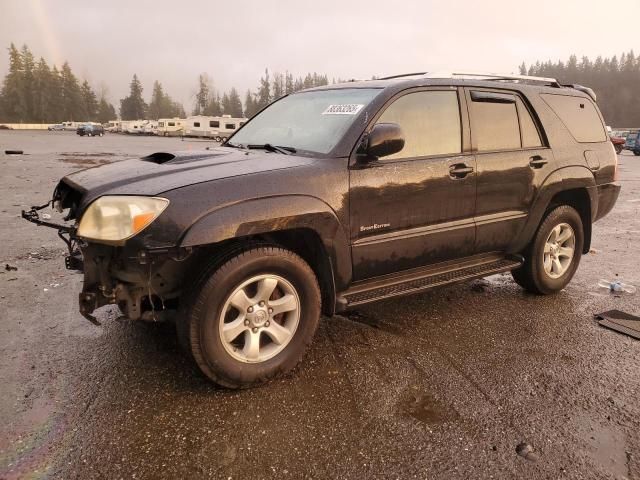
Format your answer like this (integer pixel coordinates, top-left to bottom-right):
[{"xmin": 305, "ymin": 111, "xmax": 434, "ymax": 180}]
[{"xmin": 23, "ymin": 181, "xmax": 193, "ymax": 325}]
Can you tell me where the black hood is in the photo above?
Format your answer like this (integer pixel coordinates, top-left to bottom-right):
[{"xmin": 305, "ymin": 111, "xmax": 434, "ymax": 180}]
[{"xmin": 57, "ymin": 147, "xmax": 315, "ymax": 210}]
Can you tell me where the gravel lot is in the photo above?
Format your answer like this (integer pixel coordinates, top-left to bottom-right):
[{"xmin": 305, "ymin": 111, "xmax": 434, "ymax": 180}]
[{"xmin": 1, "ymin": 130, "xmax": 639, "ymax": 479}]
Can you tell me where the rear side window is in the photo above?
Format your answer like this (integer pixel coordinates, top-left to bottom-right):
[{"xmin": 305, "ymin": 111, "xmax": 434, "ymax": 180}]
[
  {"xmin": 516, "ymin": 97, "xmax": 542, "ymax": 148},
  {"xmin": 470, "ymin": 92, "xmax": 520, "ymax": 151},
  {"xmin": 541, "ymin": 94, "xmax": 606, "ymax": 143},
  {"xmin": 376, "ymin": 90, "xmax": 461, "ymax": 159}
]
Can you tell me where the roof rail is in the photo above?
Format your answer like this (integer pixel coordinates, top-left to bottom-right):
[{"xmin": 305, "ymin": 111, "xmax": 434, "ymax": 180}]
[
  {"xmin": 424, "ymin": 72, "xmax": 560, "ymax": 86},
  {"xmin": 378, "ymin": 72, "xmax": 427, "ymax": 80}
]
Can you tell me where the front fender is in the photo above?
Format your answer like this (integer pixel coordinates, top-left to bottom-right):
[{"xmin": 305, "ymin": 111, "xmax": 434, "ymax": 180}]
[
  {"xmin": 179, "ymin": 195, "xmax": 352, "ymax": 288},
  {"xmin": 511, "ymin": 166, "xmax": 597, "ymax": 253}
]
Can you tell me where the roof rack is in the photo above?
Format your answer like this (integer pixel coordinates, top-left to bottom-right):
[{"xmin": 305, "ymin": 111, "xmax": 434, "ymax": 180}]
[
  {"xmin": 423, "ymin": 72, "xmax": 560, "ymax": 86},
  {"xmin": 376, "ymin": 71, "xmax": 597, "ymax": 101}
]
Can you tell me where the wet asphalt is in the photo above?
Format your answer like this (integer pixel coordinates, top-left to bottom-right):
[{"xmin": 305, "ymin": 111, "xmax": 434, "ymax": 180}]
[{"xmin": 0, "ymin": 130, "xmax": 639, "ymax": 479}]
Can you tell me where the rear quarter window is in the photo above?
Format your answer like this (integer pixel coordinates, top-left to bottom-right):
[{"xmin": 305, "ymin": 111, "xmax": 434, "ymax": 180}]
[{"xmin": 540, "ymin": 94, "xmax": 606, "ymax": 143}]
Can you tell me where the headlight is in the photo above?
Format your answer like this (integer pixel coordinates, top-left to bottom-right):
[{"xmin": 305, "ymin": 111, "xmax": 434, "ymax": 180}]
[{"xmin": 77, "ymin": 196, "xmax": 169, "ymax": 244}]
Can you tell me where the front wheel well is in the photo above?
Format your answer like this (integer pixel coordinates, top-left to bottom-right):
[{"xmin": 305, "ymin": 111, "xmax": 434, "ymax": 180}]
[
  {"xmin": 546, "ymin": 188, "xmax": 592, "ymax": 253},
  {"xmin": 192, "ymin": 229, "xmax": 336, "ymax": 316}
]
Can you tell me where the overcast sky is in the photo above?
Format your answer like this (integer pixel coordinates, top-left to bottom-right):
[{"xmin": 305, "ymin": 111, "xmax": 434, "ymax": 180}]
[{"xmin": 2, "ymin": 0, "xmax": 639, "ymax": 110}]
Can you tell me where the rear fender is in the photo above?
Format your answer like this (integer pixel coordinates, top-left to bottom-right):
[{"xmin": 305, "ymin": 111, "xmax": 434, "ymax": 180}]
[
  {"xmin": 511, "ymin": 166, "xmax": 596, "ymax": 253},
  {"xmin": 179, "ymin": 195, "xmax": 351, "ymax": 289}
]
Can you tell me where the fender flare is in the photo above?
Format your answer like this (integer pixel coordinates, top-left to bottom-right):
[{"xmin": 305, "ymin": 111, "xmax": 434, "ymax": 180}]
[
  {"xmin": 511, "ymin": 166, "xmax": 597, "ymax": 253},
  {"xmin": 178, "ymin": 195, "xmax": 351, "ymax": 289}
]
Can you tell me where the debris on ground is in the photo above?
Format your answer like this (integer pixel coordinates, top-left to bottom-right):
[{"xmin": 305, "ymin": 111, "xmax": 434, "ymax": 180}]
[
  {"xmin": 597, "ymin": 279, "xmax": 636, "ymax": 294},
  {"xmin": 515, "ymin": 442, "xmax": 538, "ymax": 462},
  {"xmin": 5, "ymin": 149, "xmax": 23, "ymax": 155},
  {"xmin": 595, "ymin": 310, "xmax": 640, "ymax": 340},
  {"xmin": 41, "ymin": 213, "xmax": 51, "ymax": 219},
  {"xmin": 5, "ymin": 264, "xmax": 18, "ymax": 271}
]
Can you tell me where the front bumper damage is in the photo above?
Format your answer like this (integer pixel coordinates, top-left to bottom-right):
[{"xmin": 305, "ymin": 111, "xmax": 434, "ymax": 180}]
[{"xmin": 22, "ymin": 202, "xmax": 192, "ymax": 326}]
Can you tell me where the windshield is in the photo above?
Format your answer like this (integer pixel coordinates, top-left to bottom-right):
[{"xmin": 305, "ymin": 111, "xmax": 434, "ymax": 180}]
[{"xmin": 229, "ymin": 88, "xmax": 381, "ymax": 154}]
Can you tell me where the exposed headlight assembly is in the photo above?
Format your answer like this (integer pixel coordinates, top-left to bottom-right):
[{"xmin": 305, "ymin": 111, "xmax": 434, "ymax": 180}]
[{"xmin": 77, "ymin": 196, "xmax": 169, "ymax": 244}]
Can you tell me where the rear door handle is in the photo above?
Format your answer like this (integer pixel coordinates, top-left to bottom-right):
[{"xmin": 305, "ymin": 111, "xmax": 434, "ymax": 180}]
[
  {"xmin": 449, "ymin": 164, "xmax": 474, "ymax": 178},
  {"xmin": 529, "ymin": 155, "xmax": 548, "ymax": 168}
]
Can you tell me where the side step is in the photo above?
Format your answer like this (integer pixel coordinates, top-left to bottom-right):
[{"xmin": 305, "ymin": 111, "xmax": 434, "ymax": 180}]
[{"xmin": 341, "ymin": 255, "xmax": 523, "ymax": 307}]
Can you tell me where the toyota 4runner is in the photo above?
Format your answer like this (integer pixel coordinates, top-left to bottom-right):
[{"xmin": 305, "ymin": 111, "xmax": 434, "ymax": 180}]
[{"xmin": 23, "ymin": 72, "xmax": 620, "ymax": 388}]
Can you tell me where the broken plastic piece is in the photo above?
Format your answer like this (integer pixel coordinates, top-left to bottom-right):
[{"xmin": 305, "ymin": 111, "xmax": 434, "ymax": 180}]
[
  {"xmin": 598, "ymin": 279, "xmax": 636, "ymax": 294},
  {"xmin": 595, "ymin": 310, "xmax": 640, "ymax": 340}
]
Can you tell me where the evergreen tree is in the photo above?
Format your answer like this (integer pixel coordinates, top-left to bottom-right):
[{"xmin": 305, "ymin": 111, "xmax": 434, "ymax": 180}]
[
  {"xmin": 193, "ymin": 73, "xmax": 211, "ymax": 115},
  {"xmin": 256, "ymin": 68, "xmax": 271, "ymax": 110},
  {"xmin": 97, "ymin": 96, "xmax": 117, "ymax": 123},
  {"xmin": 33, "ymin": 57, "xmax": 51, "ymax": 122},
  {"xmin": 20, "ymin": 45, "xmax": 36, "ymax": 121},
  {"xmin": 120, "ymin": 74, "xmax": 147, "ymax": 120},
  {"xmin": 148, "ymin": 81, "xmax": 167, "ymax": 119},
  {"xmin": 204, "ymin": 92, "xmax": 222, "ymax": 116},
  {"xmin": 80, "ymin": 80, "xmax": 98, "ymax": 121},
  {"xmin": 272, "ymin": 72, "xmax": 285, "ymax": 100},
  {"xmin": 244, "ymin": 89, "xmax": 257, "ymax": 118},
  {"xmin": 60, "ymin": 62, "xmax": 84, "ymax": 121},
  {"xmin": 0, "ymin": 43, "xmax": 25, "ymax": 121},
  {"xmin": 285, "ymin": 72, "xmax": 294, "ymax": 94},
  {"xmin": 221, "ymin": 92, "xmax": 231, "ymax": 115},
  {"xmin": 227, "ymin": 88, "xmax": 243, "ymax": 117}
]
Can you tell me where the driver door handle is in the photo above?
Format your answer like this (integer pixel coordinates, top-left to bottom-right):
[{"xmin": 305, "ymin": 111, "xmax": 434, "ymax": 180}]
[
  {"xmin": 449, "ymin": 164, "xmax": 474, "ymax": 178},
  {"xmin": 529, "ymin": 155, "xmax": 548, "ymax": 168}
]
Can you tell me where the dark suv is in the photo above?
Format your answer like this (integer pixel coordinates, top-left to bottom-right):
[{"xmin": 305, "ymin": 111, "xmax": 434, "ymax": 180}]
[
  {"xmin": 24, "ymin": 73, "xmax": 620, "ymax": 388},
  {"xmin": 76, "ymin": 124, "xmax": 105, "ymax": 137}
]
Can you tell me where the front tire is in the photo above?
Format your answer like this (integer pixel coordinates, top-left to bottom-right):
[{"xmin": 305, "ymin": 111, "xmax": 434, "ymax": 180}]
[
  {"xmin": 178, "ymin": 246, "xmax": 321, "ymax": 388},
  {"xmin": 512, "ymin": 205, "xmax": 584, "ymax": 294}
]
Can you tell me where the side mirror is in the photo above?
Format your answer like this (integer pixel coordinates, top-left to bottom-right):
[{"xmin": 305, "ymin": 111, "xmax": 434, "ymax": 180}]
[{"xmin": 361, "ymin": 123, "xmax": 405, "ymax": 159}]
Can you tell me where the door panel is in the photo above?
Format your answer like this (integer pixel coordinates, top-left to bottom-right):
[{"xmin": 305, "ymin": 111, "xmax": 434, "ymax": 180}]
[
  {"xmin": 474, "ymin": 148, "xmax": 552, "ymax": 253},
  {"xmin": 349, "ymin": 89, "xmax": 475, "ymax": 280},
  {"xmin": 466, "ymin": 88, "xmax": 553, "ymax": 254}
]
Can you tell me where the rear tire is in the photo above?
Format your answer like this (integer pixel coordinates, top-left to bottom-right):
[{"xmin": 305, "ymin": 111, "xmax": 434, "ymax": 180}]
[
  {"xmin": 512, "ymin": 205, "xmax": 584, "ymax": 294},
  {"xmin": 177, "ymin": 246, "xmax": 321, "ymax": 388}
]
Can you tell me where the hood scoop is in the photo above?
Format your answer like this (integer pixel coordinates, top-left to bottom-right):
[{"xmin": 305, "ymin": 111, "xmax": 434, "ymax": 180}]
[{"xmin": 141, "ymin": 150, "xmax": 229, "ymax": 165}]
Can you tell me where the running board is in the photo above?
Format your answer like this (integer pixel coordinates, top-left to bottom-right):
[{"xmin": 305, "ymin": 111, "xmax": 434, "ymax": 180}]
[{"xmin": 340, "ymin": 254, "xmax": 523, "ymax": 308}]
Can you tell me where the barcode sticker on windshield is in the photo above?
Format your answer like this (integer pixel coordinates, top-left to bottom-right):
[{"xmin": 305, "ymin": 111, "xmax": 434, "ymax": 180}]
[{"xmin": 322, "ymin": 104, "xmax": 364, "ymax": 115}]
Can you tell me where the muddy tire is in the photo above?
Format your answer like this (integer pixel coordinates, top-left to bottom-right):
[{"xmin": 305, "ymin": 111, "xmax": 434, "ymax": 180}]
[
  {"xmin": 512, "ymin": 205, "xmax": 584, "ymax": 294},
  {"xmin": 177, "ymin": 246, "xmax": 321, "ymax": 388}
]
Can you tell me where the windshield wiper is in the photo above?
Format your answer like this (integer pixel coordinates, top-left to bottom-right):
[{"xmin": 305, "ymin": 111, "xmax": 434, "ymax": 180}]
[{"xmin": 247, "ymin": 143, "xmax": 296, "ymax": 155}]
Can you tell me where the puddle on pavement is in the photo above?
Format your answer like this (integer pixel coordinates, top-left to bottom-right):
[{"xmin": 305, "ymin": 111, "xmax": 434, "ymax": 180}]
[
  {"xmin": 572, "ymin": 415, "xmax": 629, "ymax": 478},
  {"xmin": 399, "ymin": 389, "xmax": 459, "ymax": 425}
]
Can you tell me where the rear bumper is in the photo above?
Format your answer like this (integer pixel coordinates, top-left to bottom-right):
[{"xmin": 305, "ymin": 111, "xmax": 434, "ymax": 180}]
[{"xmin": 592, "ymin": 182, "xmax": 621, "ymax": 222}]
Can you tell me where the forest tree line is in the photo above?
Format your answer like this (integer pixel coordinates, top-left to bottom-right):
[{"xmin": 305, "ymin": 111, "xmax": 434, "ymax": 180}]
[
  {"xmin": 0, "ymin": 43, "xmax": 331, "ymax": 123},
  {"xmin": 4, "ymin": 42, "xmax": 638, "ymax": 126},
  {"xmin": 520, "ymin": 50, "xmax": 640, "ymax": 126}
]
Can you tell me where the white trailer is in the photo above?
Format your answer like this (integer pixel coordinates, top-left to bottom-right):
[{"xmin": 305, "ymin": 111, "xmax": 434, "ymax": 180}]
[
  {"xmin": 122, "ymin": 120, "xmax": 146, "ymax": 134},
  {"xmin": 157, "ymin": 118, "xmax": 185, "ymax": 136},
  {"xmin": 141, "ymin": 120, "xmax": 158, "ymax": 135},
  {"xmin": 183, "ymin": 115, "xmax": 247, "ymax": 142},
  {"xmin": 105, "ymin": 120, "xmax": 120, "ymax": 132}
]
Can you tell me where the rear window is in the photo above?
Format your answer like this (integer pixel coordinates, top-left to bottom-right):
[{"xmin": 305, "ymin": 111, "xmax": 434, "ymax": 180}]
[
  {"xmin": 541, "ymin": 94, "xmax": 606, "ymax": 143},
  {"xmin": 470, "ymin": 93, "xmax": 520, "ymax": 151}
]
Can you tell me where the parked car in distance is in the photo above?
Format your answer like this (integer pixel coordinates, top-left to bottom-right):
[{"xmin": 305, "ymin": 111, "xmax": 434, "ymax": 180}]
[
  {"xmin": 24, "ymin": 72, "xmax": 620, "ymax": 388},
  {"xmin": 76, "ymin": 124, "xmax": 105, "ymax": 137},
  {"xmin": 633, "ymin": 131, "xmax": 640, "ymax": 156},
  {"xmin": 624, "ymin": 131, "xmax": 638, "ymax": 151},
  {"xmin": 610, "ymin": 135, "xmax": 625, "ymax": 154},
  {"xmin": 48, "ymin": 124, "xmax": 65, "ymax": 131}
]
